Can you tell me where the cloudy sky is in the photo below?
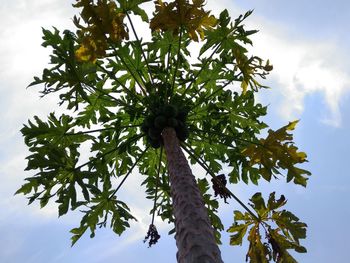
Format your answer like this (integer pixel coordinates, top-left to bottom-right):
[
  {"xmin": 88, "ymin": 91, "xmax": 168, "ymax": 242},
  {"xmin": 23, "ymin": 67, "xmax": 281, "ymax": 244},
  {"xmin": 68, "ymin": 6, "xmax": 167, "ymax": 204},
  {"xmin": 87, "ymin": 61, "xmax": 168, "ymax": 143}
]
[{"xmin": 0, "ymin": 0, "xmax": 349, "ymax": 262}]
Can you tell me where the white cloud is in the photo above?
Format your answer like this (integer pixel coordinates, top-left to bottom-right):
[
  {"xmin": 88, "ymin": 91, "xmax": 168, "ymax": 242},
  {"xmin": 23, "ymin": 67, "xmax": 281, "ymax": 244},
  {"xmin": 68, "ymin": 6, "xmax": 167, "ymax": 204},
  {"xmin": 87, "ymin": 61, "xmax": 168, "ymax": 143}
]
[
  {"xmin": 245, "ymin": 14, "xmax": 350, "ymax": 127},
  {"xmin": 0, "ymin": 0, "xmax": 77, "ymax": 223},
  {"xmin": 203, "ymin": 0, "xmax": 350, "ymax": 127}
]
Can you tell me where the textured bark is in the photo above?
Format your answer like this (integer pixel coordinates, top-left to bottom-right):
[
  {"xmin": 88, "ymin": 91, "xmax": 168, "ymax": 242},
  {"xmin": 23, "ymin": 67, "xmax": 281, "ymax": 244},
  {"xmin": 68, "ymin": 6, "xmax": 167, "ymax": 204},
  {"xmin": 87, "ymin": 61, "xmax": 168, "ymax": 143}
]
[{"xmin": 162, "ymin": 127, "xmax": 224, "ymax": 263}]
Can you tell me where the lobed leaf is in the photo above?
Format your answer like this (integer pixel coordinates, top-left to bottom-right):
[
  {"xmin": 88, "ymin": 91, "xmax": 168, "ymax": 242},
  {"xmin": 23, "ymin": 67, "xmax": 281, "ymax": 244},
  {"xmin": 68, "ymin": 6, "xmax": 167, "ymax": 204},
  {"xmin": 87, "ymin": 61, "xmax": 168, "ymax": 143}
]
[
  {"xmin": 242, "ymin": 120, "xmax": 311, "ymax": 186},
  {"xmin": 150, "ymin": 0, "xmax": 217, "ymax": 42},
  {"xmin": 228, "ymin": 192, "xmax": 307, "ymax": 262}
]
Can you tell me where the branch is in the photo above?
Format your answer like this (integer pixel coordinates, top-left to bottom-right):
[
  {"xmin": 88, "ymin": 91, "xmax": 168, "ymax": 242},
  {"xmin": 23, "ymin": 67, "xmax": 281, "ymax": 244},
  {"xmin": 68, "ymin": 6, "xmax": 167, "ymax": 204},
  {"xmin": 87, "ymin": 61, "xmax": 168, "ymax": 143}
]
[
  {"xmin": 170, "ymin": 27, "xmax": 183, "ymax": 101},
  {"xmin": 190, "ymin": 126, "xmax": 264, "ymax": 148},
  {"xmin": 74, "ymin": 147, "xmax": 118, "ymax": 171},
  {"xmin": 81, "ymin": 82, "xmax": 147, "ymax": 117},
  {"xmin": 181, "ymin": 141, "xmax": 260, "ymax": 222},
  {"xmin": 64, "ymin": 124, "xmax": 142, "ymax": 136},
  {"xmin": 151, "ymin": 146, "xmax": 163, "ymax": 225},
  {"xmin": 179, "ymin": 24, "xmax": 244, "ymax": 101},
  {"xmin": 96, "ymin": 64, "xmax": 144, "ymax": 105},
  {"xmin": 180, "ymin": 44, "xmax": 221, "ymax": 100},
  {"xmin": 111, "ymin": 45, "xmax": 148, "ymax": 94},
  {"xmin": 108, "ymin": 146, "xmax": 150, "ymax": 200},
  {"xmin": 166, "ymin": 44, "xmax": 172, "ymax": 81},
  {"xmin": 189, "ymin": 74, "xmax": 241, "ymax": 112},
  {"xmin": 126, "ymin": 13, "xmax": 154, "ymax": 85},
  {"xmin": 86, "ymin": 7, "xmax": 148, "ymax": 94},
  {"xmin": 82, "ymin": 82, "xmax": 125, "ymax": 105},
  {"xmin": 188, "ymin": 131, "xmax": 236, "ymax": 149},
  {"xmin": 74, "ymin": 133, "xmax": 144, "ymax": 171}
]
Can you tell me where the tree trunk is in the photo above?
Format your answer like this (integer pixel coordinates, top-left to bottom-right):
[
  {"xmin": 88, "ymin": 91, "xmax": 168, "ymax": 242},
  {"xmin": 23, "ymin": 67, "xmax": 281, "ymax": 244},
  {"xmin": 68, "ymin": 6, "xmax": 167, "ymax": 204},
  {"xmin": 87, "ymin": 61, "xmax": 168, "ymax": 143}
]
[{"xmin": 162, "ymin": 127, "xmax": 224, "ymax": 263}]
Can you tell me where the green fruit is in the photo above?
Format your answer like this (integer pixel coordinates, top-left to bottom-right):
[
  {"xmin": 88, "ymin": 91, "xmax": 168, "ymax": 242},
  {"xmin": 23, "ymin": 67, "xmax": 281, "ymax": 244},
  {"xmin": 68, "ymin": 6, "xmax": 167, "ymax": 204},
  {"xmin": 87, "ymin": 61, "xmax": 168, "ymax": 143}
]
[
  {"xmin": 141, "ymin": 122, "xmax": 149, "ymax": 133},
  {"xmin": 155, "ymin": 105, "xmax": 164, "ymax": 116},
  {"xmin": 150, "ymin": 139, "xmax": 161, "ymax": 149},
  {"xmin": 177, "ymin": 120, "xmax": 185, "ymax": 128},
  {"xmin": 144, "ymin": 115, "xmax": 155, "ymax": 128},
  {"xmin": 167, "ymin": 117, "xmax": 178, "ymax": 127},
  {"xmin": 163, "ymin": 104, "xmax": 178, "ymax": 118},
  {"xmin": 148, "ymin": 127, "xmax": 161, "ymax": 140},
  {"xmin": 146, "ymin": 136, "xmax": 161, "ymax": 149},
  {"xmin": 176, "ymin": 125, "xmax": 189, "ymax": 141},
  {"xmin": 177, "ymin": 109, "xmax": 188, "ymax": 122},
  {"xmin": 154, "ymin": 115, "xmax": 167, "ymax": 129}
]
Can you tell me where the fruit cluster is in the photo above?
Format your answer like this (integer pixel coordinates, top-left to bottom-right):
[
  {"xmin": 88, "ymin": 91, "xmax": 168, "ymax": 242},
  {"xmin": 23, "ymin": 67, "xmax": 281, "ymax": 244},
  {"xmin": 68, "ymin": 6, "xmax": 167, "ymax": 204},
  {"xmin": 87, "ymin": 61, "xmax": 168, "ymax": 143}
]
[
  {"xmin": 141, "ymin": 104, "xmax": 189, "ymax": 148},
  {"xmin": 211, "ymin": 174, "xmax": 231, "ymax": 203},
  {"xmin": 143, "ymin": 224, "xmax": 160, "ymax": 247}
]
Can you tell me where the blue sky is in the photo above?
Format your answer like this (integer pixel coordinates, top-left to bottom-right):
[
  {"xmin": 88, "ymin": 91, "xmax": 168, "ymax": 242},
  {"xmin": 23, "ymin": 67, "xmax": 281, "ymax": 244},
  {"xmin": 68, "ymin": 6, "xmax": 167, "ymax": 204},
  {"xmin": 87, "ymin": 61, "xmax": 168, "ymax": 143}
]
[{"xmin": 0, "ymin": 0, "xmax": 349, "ymax": 262}]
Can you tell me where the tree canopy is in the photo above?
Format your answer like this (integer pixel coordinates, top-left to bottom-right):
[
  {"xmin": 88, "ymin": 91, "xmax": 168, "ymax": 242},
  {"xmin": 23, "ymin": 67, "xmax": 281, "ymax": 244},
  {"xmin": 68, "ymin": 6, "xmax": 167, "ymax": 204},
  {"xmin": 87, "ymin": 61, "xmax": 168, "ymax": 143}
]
[{"xmin": 17, "ymin": 0, "xmax": 310, "ymax": 262}]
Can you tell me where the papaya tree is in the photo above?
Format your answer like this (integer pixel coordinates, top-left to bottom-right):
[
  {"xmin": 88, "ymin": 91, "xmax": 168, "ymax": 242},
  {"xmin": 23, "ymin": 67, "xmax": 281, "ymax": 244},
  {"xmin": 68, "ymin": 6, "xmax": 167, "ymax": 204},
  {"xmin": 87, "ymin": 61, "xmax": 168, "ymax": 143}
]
[{"xmin": 17, "ymin": 0, "xmax": 311, "ymax": 262}]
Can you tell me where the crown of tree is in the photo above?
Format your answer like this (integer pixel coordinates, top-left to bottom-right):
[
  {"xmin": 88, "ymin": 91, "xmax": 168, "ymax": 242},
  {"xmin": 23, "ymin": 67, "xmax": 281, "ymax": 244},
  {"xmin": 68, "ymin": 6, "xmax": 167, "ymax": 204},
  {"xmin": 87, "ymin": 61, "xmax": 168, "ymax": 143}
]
[{"xmin": 17, "ymin": 1, "xmax": 310, "ymax": 262}]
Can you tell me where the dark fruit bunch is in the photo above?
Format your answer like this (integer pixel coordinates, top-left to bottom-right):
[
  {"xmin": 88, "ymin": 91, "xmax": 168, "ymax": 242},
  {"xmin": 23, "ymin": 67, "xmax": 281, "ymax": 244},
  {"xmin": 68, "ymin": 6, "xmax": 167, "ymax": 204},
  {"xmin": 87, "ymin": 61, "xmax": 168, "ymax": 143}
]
[
  {"xmin": 141, "ymin": 103, "xmax": 190, "ymax": 149},
  {"xmin": 144, "ymin": 224, "xmax": 161, "ymax": 247},
  {"xmin": 211, "ymin": 174, "xmax": 231, "ymax": 204}
]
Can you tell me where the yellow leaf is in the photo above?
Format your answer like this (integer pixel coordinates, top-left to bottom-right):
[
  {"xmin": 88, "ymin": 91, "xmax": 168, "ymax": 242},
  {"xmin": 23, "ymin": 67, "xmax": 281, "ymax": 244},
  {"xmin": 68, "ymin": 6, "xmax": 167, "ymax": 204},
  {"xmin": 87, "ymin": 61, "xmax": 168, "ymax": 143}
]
[
  {"xmin": 75, "ymin": 36, "xmax": 106, "ymax": 63},
  {"xmin": 241, "ymin": 121, "xmax": 310, "ymax": 185},
  {"xmin": 241, "ymin": 79, "xmax": 248, "ymax": 94},
  {"xmin": 150, "ymin": 0, "xmax": 217, "ymax": 41},
  {"xmin": 73, "ymin": 0, "xmax": 128, "ymax": 62},
  {"xmin": 75, "ymin": 45, "xmax": 92, "ymax": 62},
  {"xmin": 297, "ymin": 152, "xmax": 307, "ymax": 162},
  {"xmin": 286, "ymin": 120, "xmax": 299, "ymax": 131}
]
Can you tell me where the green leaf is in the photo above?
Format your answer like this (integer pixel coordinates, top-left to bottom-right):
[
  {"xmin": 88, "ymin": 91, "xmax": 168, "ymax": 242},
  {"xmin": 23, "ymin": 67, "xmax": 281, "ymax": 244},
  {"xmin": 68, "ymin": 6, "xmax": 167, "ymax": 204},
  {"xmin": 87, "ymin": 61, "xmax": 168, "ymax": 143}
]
[
  {"xmin": 69, "ymin": 195, "xmax": 136, "ymax": 245},
  {"xmin": 15, "ymin": 182, "xmax": 34, "ymax": 195},
  {"xmin": 272, "ymin": 210, "xmax": 307, "ymax": 242},
  {"xmin": 21, "ymin": 113, "xmax": 94, "ymax": 147},
  {"xmin": 250, "ymin": 192, "xmax": 267, "ymax": 216},
  {"xmin": 70, "ymin": 225, "xmax": 88, "ymax": 246},
  {"xmin": 58, "ymin": 199, "xmax": 70, "ymax": 217},
  {"xmin": 267, "ymin": 192, "xmax": 286, "ymax": 211},
  {"xmin": 228, "ymin": 223, "xmax": 249, "ymax": 246},
  {"xmin": 229, "ymin": 192, "xmax": 308, "ymax": 262},
  {"xmin": 219, "ymin": 9, "xmax": 230, "ymax": 27},
  {"xmin": 119, "ymin": 0, "xmax": 151, "ymax": 21}
]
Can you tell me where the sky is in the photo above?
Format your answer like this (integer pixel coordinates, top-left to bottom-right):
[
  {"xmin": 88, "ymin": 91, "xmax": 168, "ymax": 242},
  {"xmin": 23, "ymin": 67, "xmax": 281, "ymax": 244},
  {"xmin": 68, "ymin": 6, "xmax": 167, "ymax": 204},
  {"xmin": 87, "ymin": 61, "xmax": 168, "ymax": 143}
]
[{"xmin": 0, "ymin": 0, "xmax": 349, "ymax": 262}]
